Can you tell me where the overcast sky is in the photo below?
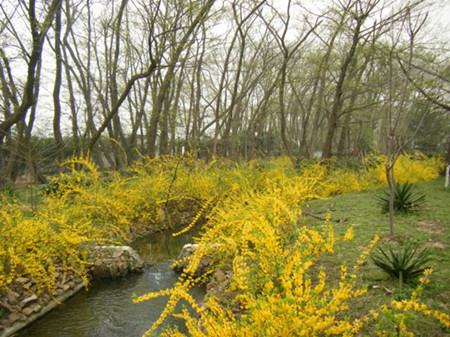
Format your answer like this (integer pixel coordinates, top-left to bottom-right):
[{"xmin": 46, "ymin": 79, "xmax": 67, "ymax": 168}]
[{"xmin": 430, "ymin": 0, "xmax": 450, "ymax": 43}]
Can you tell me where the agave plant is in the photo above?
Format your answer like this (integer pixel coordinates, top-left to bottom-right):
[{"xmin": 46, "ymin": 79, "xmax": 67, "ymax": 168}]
[
  {"xmin": 377, "ymin": 182, "xmax": 426, "ymax": 213},
  {"xmin": 371, "ymin": 245, "xmax": 431, "ymax": 287}
]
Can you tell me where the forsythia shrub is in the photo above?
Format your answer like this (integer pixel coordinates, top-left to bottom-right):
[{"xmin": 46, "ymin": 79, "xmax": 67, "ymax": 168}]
[
  {"xmin": 0, "ymin": 153, "xmax": 445, "ymax": 334},
  {"xmin": 131, "ymin": 154, "xmax": 446, "ymax": 337},
  {"xmin": 368, "ymin": 153, "xmax": 443, "ymax": 185},
  {"xmin": 0, "ymin": 198, "xmax": 91, "ymax": 293},
  {"xmin": 0, "ymin": 155, "xmax": 234, "ymax": 294}
]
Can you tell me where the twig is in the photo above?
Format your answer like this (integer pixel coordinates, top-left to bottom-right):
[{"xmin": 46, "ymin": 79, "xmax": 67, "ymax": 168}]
[{"xmin": 302, "ymin": 210, "xmax": 348, "ymax": 223}]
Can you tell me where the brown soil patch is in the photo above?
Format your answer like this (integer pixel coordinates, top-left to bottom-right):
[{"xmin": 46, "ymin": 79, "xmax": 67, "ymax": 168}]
[
  {"xmin": 423, "ymin": 240, "xmax": 446, "ymax": 249},
  {"xmin": 380, "ymin": 235, "xmax": 405, "ymax": 244},
  {"xmin": 417, "ymin": 220, "xmax": 445, "ymax": 234}
]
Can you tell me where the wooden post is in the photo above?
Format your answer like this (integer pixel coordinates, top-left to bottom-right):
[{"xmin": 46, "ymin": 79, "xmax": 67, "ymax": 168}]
[{"xmin": 445, "ymin": 164, "xmax": 450, "ymax": 189}]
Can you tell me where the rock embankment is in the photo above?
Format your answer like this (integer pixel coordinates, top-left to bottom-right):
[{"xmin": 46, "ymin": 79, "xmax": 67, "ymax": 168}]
[
  {"xmin": 172, "ymin": 243, "xmax": 235, "ymax": 311},
  {"xmin": 0, "ymin": 273, "xmax": 83, "ymax": 337},
  {"xmin": 0, "ymin": 245, "xmax": 143, "ymax": 337},
  {"xmin": 89, "ymin": 245, "xmax": 144, "ymax": 278},
  {"xmin": 172, "ymin": 243, "xmax": 198, "ymax": 272},
  {"xmin": 172, "ymin": 243, "xmax": 210, "ymax": 276},
  {"xmin": 173, "ymin": 243, "xmax": 231, "ymax": 292}
]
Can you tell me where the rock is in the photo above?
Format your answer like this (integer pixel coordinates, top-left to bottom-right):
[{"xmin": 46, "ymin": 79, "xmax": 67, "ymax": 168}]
[
  {"xmin": 15, "ymin": 277, "xmax": 29, "ymax": 284},
  {"xmin": 6, "ymin": 290, "xmax": 20, "ymax": 305},
  {"xmin": 23, "ymin": 282, "xmax": 33, "ymax": 291},
  {"xmin": 32, "ymin": 303, "xmax": 43, "ymax": 313},
  {"xmin": 22, "ymin": 307, "xmax": 32, "ymax": 317},
  {"xmin": 0, "ymin": 299, "xmax": 15, "ymax": 313},
  {"xmin": 90, "ymin": 264, "xmax": 112, "ymax": 279},
  {"xmin": 205, "ymin": 269, "xmax": 237, "ymax": 313},
  {"xmin": 8, "ymin": 313, "xmax": 21, "ymax": 324},
  {"xmin": 172, "ymin": 243, "xmax": 210, "ymax": 276},
  {"xmin": 172, "ymin": 243, "xmax": 197, "ymax": 273},
  {"xmin": 21, "ymin": 294, "xmax": 38, "ymax": 306},
  {"xmin": 206, "ymin": 269, "xmax": 232, "ymax": 295},
  {"xmin": 22, "ymin": 303, "xmax": 41, "ymax": 316},
  {"xmin": 178, "ymin": 243, "xmax": 199, "ymax": 260},
  {"xmin": 112, "ymin": 250, "xmax": 122, "ymax": 258},
  {"xmin": 214, "ymin": 269, "xmax": 227, "ymax": 283},
  {"xmin": 41, "ymin": 293, "xmax": 50, "ymax": 303},
  {"xmin": 89, "ymin": 245, "xmax": 144, "ymax": 279}
]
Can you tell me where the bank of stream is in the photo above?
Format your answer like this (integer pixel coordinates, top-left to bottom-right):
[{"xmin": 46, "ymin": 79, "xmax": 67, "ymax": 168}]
[{"xmin": 16, "ymin": 231, "xmax": 204, "ymax": 337}]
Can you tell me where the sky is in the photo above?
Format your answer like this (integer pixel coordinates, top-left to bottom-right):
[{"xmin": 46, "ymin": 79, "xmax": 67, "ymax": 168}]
[{"xmin": 429, "ymin": 0, "xmax": 450, "ymax": 43}]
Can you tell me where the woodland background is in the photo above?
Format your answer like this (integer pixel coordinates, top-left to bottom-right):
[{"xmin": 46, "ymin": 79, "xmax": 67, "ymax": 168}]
[{"xmin": 0, "ymin": 0, "xmax": 449, "ymax": 185}]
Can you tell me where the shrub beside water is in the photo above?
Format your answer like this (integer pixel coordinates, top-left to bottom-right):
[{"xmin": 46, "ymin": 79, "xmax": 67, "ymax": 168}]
[{"xmin": 0, "ymin": 153, "xmax": 447, "ymax": 335}]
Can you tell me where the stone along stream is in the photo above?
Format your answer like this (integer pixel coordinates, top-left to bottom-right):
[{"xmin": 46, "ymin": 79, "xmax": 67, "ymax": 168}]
[{"xmin": 17, "ymin": 231, "xmax": 204, "ymax": 337}]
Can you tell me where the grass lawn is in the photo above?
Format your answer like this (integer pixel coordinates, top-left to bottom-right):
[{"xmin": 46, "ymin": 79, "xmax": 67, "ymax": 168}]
[{"xmin": 302, "ymin": 178, "xmax": 449, "ymax": 336}]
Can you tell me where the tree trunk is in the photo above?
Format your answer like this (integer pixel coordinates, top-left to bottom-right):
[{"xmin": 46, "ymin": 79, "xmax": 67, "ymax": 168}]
[
  {"xmin": 53, "ymin": 0, "xmax": 64, "ymax": 158},
  {"xmin": 322, "ymin": 19, "xmax": 363, "ymax": 159}
]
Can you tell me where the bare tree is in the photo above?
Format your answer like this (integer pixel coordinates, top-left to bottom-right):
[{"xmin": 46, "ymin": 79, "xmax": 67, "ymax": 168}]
[{"xmin": 0, "ymin": 0, "xmax": 61, "ymax": 185}]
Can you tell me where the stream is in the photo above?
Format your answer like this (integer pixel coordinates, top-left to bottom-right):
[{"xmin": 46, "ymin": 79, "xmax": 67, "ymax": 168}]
[{"xmin": 17, "ymin": 231, "xmax": 203, "ymax": 337}]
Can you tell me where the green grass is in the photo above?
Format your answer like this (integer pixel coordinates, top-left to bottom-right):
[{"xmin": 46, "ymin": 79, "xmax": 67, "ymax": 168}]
[
  {"xmin": 302, "ymin": 178, "xmax": 449, "ymax": 336},
  {"xmin": 0, "ymin": 184, "xmax": 43, "ymax": 215}
]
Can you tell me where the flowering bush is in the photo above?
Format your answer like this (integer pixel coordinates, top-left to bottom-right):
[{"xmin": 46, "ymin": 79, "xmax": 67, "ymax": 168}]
[
  {"xmin": 0, "ymin": 153, "xmax": 446, "ymax": 335},
  {"xmin": 367, "ymin": 153, "xmax": 443, "ymax": 185},
  {"xmin": 131, "ymin": 154, "xmax": 446, "ymax": 337}
]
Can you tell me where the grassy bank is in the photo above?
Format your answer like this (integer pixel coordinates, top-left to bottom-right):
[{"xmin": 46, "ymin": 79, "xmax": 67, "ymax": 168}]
[
  {"xmin": 302, "ymin": 178, "xmax": 449, "ymax": 336},
  {"xmin": 132, "ymin": 157, "xmax": 448, "ymax": 337}
]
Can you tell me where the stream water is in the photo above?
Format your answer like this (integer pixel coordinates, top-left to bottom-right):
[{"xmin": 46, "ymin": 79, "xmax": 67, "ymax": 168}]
[{"xmin": 17, "ymin": 231, "xmax": 203, "ymax": 337}]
